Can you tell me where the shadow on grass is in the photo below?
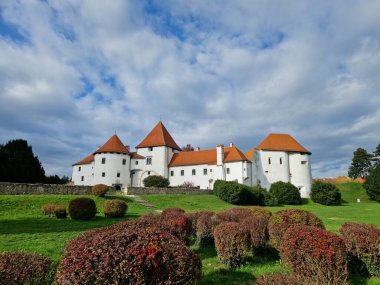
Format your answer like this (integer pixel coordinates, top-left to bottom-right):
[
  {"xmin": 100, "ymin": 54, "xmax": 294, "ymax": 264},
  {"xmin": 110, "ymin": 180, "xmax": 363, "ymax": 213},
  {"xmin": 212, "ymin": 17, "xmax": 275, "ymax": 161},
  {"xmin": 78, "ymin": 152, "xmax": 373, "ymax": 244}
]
[
  {"xmin": 0, "ymin": 213, "xmax": 140, "ymax": 235},
  {"xmin": 201, "ymin": 269, "xmax": 255, "ymax": 285}
]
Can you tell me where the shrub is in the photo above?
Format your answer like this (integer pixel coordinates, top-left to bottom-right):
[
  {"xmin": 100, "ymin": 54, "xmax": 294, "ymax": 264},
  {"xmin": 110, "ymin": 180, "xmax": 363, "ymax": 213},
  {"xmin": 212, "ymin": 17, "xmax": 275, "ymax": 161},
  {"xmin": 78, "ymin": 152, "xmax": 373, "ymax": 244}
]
[
  {"xmin": 55, "ymin": 220, "xmax": 201, "ymax": 285},
  {"xmin": 181, "ymin": 181, "xmax": 195, "ymax": 188},
  {"xmin": 103, "ymin": 199, "xmax": 127, "ymax": 218},
  {"xmin": 364, "ymin": 163, "xmax": 380, "ymax": 202},
  {"xmin": 215, "ymin": 207, "xmax": 254, "ymax": 223},
  {"xmin": 160, "ymin": 212, "xmax": 192, "ymax": 245},
  {"xmin": 91, "ymin": 183, "xmax": 109, "ymax": 197},
  {"xmin": 261, "ymin": 190, "xmax": 279, "ymax": 206},
  {"xmin": 247, "ymin": 206, "xmax": 272, "ymax": 221},
  {"xmin": 0, "ymin": 252, "xmax": 53, "ymax": 285},
  {"xmin": 42, "ymin": 204, "xmax": 67, "ymax": 219},
  {"xmin": 269, "ymin": 181, "xmax": 302, "ymax": 205},
  {"xmin": 248, "ymin": 185, "xmax": 265, "ymax": 205},
  {"xmin": 339, "ymin": 222, "xmax": 380, "ymax": 276},
  {"xmin": 185, "ymin": 211, "xmax": 214, "ymax": 237},
  {"xmin": 279, "ymin": 225, "xmax": 349, "ymax": 285},
  {"xmin": 161, "ymin": 207, "xmax": 185, "ymax": 218},
  {"xmin": 195, "ymin": 212, "xmax": 217, "ymax": 247},
  {"xmin": 68, "ymin": 197, "xmax": 97, "ymax": 220},
  {"xmin": 253, "ymin": 273, "xmax": 299, "ymax": 285},
  {"xmin": 268, "ymin": 209, "xmax": 324, "ymax": 249},
  {"xmin": 214, "ymin": 222, "xmax": 250, "ymax": 269},
  {"xmin": 213, "ymin": 180, "xmax": 252, "ymax": 205},
  {"xmin": 311, "ymin": 181, "xmax": 342, "ymax": 205},
  {"xmin": 143, "ymin": 175, "xmax": 170, "ymax": 187},
  {"xmin": 241, "ymin": 216, "xmax": 268, "ymax": 249}
]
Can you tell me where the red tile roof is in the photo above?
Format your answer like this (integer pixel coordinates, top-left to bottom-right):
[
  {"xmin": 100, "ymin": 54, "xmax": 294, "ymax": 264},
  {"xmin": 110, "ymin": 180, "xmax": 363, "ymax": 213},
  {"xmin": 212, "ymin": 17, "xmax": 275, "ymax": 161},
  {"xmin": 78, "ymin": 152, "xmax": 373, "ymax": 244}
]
[
  {"xmin": 94, "ymin": 134, "xmax": 130, "ymax": 155},
  {"xmin": 255, "ymin": 134, "xmax": 311, "ymax": 154},
  {"xmin": 131, "ymin": 152, "xmax": 145, "ymax": 159},
  {"xmin": 72, "ymin": 154, "xmax": 94, "ymax": 166},
  {"xmin": 136, "ymin": 121, "xmax": 181, "ymax": 150},
  {"xmin": 169, "ymin": 146, "xmax": 249, "ymax": 167},
  {"xmin": 245, "ymin": 148, "xmax": 255, "ymax": 160}
]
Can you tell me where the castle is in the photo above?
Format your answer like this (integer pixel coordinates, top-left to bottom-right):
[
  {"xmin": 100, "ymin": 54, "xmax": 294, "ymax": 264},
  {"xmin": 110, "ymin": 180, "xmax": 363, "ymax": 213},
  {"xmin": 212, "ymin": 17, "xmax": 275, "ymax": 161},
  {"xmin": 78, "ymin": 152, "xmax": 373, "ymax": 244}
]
[{"xmin": 72, "ymin": 121, "xmax": 312, "ymax": 197}]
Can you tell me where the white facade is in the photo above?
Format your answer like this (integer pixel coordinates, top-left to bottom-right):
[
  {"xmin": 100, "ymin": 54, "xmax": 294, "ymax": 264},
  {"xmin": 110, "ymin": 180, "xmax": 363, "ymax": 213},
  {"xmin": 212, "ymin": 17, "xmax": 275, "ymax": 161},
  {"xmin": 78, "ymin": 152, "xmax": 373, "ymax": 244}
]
[{"xmin": 71, "ymin": 123, "xmax": 312, "ymax": 197}]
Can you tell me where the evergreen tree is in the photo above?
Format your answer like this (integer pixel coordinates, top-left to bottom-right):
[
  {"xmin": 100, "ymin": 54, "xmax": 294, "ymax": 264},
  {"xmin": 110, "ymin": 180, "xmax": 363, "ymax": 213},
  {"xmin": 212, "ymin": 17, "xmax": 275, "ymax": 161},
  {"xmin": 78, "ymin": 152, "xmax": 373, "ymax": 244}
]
[
  {"xmin": 363, "ymin": 163, "xmax": 380, "ymax": 202},
  {"xmin": 372, "ymin": 143, "xmax": 380, "ymax": 167},
  {"xmin": 348, "ymin": 148, "xmax": 372, "ymax": 179},
  {"xmin": 0, "ymin": 139, "xmax": 45, "ymax": 183}
]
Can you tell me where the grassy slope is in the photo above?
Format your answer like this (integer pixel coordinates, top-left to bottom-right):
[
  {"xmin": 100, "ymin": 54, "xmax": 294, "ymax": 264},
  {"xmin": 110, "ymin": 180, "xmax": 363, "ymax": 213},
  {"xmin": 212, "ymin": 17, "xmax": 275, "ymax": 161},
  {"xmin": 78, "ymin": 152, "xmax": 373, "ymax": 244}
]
[
  {"xmin": 0, "ymin": 194, "xmax": 150, "ymax": 260},
  {"xmin": 0, "ymin": 183, "xmax": 379, "ymax": 284}
]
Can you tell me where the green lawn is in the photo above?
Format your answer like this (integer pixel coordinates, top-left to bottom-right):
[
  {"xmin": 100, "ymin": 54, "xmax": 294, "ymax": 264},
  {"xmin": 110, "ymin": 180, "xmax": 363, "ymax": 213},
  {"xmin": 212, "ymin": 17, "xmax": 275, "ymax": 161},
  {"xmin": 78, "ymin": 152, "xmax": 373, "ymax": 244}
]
[{"xmin": 0, "ymin": 183, "xmax": 379, "ymax": 284}]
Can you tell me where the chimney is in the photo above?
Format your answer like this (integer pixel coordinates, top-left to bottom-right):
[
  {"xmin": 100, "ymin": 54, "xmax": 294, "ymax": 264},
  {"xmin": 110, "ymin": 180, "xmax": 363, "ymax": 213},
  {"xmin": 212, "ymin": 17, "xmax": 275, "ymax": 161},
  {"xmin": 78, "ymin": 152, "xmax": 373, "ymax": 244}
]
[
  {"xmin": 196, "ymin": 147, "xmax": 200, "ymax": 151},
  {"xmin": 216, "ymin": 144, "xmax": 224, "ymax": 165},
  {"xmin": 229, "ymin": 142, "xmax": 234, "ymax": 147}
]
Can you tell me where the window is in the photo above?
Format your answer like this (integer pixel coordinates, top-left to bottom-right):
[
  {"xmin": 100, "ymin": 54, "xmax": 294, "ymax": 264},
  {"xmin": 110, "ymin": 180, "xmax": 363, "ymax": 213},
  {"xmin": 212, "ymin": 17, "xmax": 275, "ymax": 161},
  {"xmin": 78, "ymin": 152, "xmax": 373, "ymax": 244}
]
[
  {"xmin": 210, "ymin": 169, "xmax": 212, "ymax": 172},
  {"xmin": 78, "ymin": 166, "xmax": 81, "ymax": 172},
  {"xmin": 135, "ymin": 160, "xmax": 139, "ymax": 165},
  {"xmin": 148, "ymin": 171, "xmax": 151, "ymax": 175},
  {"xmin": 81, "ymin": 176, "xmax": 84, "ymax": 181},
  {"xmin": 265, "ymin": 171, "xmax": 268, "ymax": 173},
  {"xmin": 117, "ymin": 172, "xmax": 120, "ymax": 178},
  {"xmin": 301, "ymin": 161, "xmax": 307, "ymax": 165},
  {"xmin": 203, "ymin": 168, "xmax": 207, "ymax": 175},
  {"xmin": 102, "ymin": 172, "xmax": 105, "ymax": 177},
  {"xmin": 146, "ymin": 157, "xmax": 152, "ymax": 165},
  {"xmin": 192, "ymin": 169, "xmax": 196, "ymax": 176},
  {"xmin": 170, "ymin": 171, "xmax": 174, "ymax": 176},
  {"xmin": 148, "ymin": 147, "xmax": 153, "ymax": 151},
  {"xmin": 268, "ymin": 157, "xmax": 271, "ymax": 164},
  {"xmin": 102, "ymin": 158, "xmax": 106, "ymax": 164},
  {"xmin": 280, "ymin": 158, "xmax": 282, "ymax": 164},
  {"xmin": 181, "ymin": 170, "xmax": 184, "ymax": 176},
  {"xmin": 226, "ymin": 168, "xmax": 230, "ymax": 174},
  {"xmin": 122, "ymin": 159, "xmax": 126, "ymax": 165}
]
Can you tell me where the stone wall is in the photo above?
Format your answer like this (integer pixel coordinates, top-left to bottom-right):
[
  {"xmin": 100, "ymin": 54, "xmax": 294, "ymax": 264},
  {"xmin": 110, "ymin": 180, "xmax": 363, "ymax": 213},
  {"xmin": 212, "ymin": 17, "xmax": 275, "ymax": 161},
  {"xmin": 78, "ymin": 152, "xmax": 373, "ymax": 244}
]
[
  {"xmin": 125, "ymin": 187, "xmax": 213, "ymax": 195},
  {"xmin": 0, "ymin": 182, "xmax": 115, "ymax": 195}
]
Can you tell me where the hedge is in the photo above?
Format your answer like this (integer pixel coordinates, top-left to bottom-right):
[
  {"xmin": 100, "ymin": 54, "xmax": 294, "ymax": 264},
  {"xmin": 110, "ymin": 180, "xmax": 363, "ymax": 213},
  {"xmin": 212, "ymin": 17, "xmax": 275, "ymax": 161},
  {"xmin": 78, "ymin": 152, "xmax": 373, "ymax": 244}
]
[
  {"xmin": 42, "ymin": 204, "xmax": 67, "ymax": 219},
  {"xmin": 143, "ymin": 175, "xmax": 170, "ymax": 187},
  {"xmin": 269, "ymin": 181, "xmax": 302, "ymax": 205},
  {"xmin": 311, "ymin": 181, "xmax": 342, "ymax": 205},
  {"xmin": 103, "ymin": 199, "xmax": 127, "ymax": 218}
]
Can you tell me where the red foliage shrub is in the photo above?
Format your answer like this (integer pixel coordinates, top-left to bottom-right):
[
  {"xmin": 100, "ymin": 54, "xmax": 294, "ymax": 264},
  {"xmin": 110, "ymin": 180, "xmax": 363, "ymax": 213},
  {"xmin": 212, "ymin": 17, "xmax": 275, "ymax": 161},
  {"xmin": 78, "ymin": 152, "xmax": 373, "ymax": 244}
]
[
  {"xmin": 160, "ymin": 212, "xmax": 192, "ymax": 245},
  {"xmin": 68, "ymin": 197, "xmax": 97, "ymax": 220},
  {"xmin": 268, "ymin": 209, "xmax": 324, "ymax": 249},
  {"xmin": 91, "ymin": 183, "xmax": 109, "ymax": 197},
  {"xmin": 103, "ymin": 199, "xmax": 127, "ymax": 218},
  {"xmin": 216, "ymin": 207, "xmax": 254, "ymax": 223},
  {"xmin": 195, "ymin": 212, "xmax": 217, "ymax": 247},
  {"xmin": 55, "ymin": 220, "xmax": 202, "ymax": 285},
  {"xmin": 161, "ymin": 207, "xmax": 185, "ymax": 218},
  {"xmin": 247, "ymin": 206, "xmax": 272, "ymax": 221},
  {"xmin": 0, "ymin": 252, "xmax": 53, "ymax": 285},
  {"xmin": 241, "ymin": 216, "xmax": 268, "ymax": 249},
  {"xmin": 253, "ymin": 272, "xmax": 299, "ymax": 285},
  {"xmin": 339, "ymin": 222, "xmax": 380, "ymax": 276},
  {"xmin": 214, "ymin": 222, "xmax": 250, "ymax": 269},
  {"xmin": 279, "ymin": 225, "xmax": 349, "ymax": 285},
  {"xmin": 42, "ymin": 204, "xmax": 67, "ymax": 219},
  {"xmin": 185, "ymin": 211, "xmax": 214, "ymax": 237}
]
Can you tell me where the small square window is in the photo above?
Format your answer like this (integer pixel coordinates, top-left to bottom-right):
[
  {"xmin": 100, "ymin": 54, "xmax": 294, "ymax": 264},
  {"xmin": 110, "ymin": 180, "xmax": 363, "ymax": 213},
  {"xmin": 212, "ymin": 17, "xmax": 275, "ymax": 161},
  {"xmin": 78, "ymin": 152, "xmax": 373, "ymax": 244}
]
[
  {"xmin": 181, "ymin": 170, "xmax": 184, "ymax": 176},
  {"xmin": 301, "ymin": 161, "xmax": 307, "ymax": 165},
  {"xmin": 102, "ymin": 158, "xmax": 106, "ymax": 164},
  {"xmin": 81, "ymin": 176, "xmax": 84, "ymax": 181},
  {"xmin": 170, "ymin": 171, "xmax": 174, "ymax": 176},
  {"xmin": 135, "ymin": 160, "xmax": 139, "ymax": 165},
  {"xmin": 122, "ymin": 159, "xmax": 126, "ymax": 165},
  {"xmin": 102, "ymin": 172, "xmax": 105, "ymax": 177},
  {"xmin": 226, "ymin": 168, "xmax": 230, "ymax": 174},
  {"xmin": 203, "ymin": 168, "xmax": 207, "ymax": 175},
  {"xmin": 210, "ymin": 169, "xmax": 212, "ymax": 172},
  {"xmin": 192, "ymin": 169, "xmax": 196, "ymax": 176},
  {"xmin": 78, "ymin": 166, "xmax": 81, "ymax": 172},
  {"xmin": 148, "ymin": 171, "xmax": 151, "ymax": 175},
  {"xmin": 117, "ymin": 172, "xmax": 120, "ymax": 178},
  {"xmin": 148, "ymin": 147, "xmax": 153, "ymax": 151},
  {"xmin": 268, "ymin": 157, "xmax": 271, "ymax": 165}
]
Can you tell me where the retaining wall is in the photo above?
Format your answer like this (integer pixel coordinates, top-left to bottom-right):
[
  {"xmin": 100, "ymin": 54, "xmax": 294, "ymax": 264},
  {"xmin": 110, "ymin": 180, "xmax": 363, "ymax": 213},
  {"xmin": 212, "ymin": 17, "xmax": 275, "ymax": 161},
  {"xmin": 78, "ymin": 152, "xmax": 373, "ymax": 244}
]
[
  {"xmin": 0, "ymin": 182, "xmax": 115, "ymax": 195},
  {"xmin": 126, "ymin": 187, "xmax": 213, "ymax": 195}
]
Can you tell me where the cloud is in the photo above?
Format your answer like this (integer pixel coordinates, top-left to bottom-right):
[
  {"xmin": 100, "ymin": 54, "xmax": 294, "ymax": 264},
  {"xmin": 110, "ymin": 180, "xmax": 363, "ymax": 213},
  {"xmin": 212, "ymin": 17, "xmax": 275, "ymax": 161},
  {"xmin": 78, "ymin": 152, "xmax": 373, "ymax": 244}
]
[{"xmin": 0, "ymin": 0, "xmax": 380, "ymax": 178}]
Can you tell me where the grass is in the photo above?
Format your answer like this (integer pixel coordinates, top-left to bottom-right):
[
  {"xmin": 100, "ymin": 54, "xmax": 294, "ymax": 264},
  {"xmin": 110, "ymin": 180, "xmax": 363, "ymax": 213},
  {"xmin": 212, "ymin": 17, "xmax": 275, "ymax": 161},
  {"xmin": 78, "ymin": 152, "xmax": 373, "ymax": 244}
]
[{"xmin": 0, "ymin": 182, "xmax": 379, "ymax": 284}]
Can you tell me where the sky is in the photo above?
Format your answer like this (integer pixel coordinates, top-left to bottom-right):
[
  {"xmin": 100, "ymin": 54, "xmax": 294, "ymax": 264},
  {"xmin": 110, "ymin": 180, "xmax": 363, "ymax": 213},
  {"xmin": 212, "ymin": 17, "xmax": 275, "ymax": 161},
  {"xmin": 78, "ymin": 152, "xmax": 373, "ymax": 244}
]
[{"xmin": 1, "ymin": 0, "xmax": 380, "ymax": 178}]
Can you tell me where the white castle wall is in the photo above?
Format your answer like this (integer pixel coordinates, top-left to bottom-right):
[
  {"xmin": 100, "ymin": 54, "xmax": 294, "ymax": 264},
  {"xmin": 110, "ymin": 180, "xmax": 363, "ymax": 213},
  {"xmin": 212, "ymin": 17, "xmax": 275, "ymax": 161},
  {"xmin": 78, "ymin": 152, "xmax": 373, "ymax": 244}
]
[
  {"xmin": 93, "ymin": 153, "xmax": 130, "ymax": 187},
  {"xmin": 289, "ymin": 153, "xmax": 312, "ymax": 197},
  {"xmin": 72, "ymin": 163, "xmax": 93, "ymax": 186}
]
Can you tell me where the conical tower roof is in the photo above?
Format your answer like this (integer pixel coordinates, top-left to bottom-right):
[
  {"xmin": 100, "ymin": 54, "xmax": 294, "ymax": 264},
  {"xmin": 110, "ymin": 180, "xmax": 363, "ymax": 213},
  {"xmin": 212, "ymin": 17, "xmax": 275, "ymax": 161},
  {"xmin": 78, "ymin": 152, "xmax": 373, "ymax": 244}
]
[
  {"xmin": 94, "ymin": 134, "xmax": 130, "ymax": 154},
  {"xmin": 136, "ymin": 121, "xmax": 181, "ymax": 151},
  {"xmin": 255, "ymin": 134, "xmax": 311, "ymax": 154}
]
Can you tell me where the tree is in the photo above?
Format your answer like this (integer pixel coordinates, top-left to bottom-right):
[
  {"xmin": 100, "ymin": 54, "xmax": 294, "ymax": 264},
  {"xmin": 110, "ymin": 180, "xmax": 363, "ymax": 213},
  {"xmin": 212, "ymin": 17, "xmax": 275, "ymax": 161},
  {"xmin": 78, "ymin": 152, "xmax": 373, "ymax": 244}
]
[
  {"xmin": 44, "ymin": 175, "xmax": 70, "ymax": 184},
  {"xmin": 348, "ymin": 148, "xmax": 372, "ymax": 179},
  {"xmin": 363, "ymin": 163, "xmax": 380, "ymax": 202},
  {"xmin": 0, "ymin": 139, "xmax": 45, "ymax": 183},
  {"xmin": 372, "ymin": 143, "xmax": 380, "ymax": 167}
]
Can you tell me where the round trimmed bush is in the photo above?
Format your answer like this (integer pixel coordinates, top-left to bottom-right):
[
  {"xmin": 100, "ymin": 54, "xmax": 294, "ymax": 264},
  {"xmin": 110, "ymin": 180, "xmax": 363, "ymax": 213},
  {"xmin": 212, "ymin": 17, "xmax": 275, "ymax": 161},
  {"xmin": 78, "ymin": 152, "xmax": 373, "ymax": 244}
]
[
  {"xmin": 42, "ymin": 204, "xmax": 67, "ymax": 219},
  {"xmin": 215, "ymin": 207, "xmax": 254, "ymax": 223},
  {"xmin": 195, "ymin": 212, "xmax": 216, "ymax": 247},
  {"xmin": 311, "ymin": 181, "xmax": 342, "ymax": 205},
  {"xmin": 253, "ymin": 273, "xmax": 299, "ymax": 285},
  {"xmin": 68, "ymin": 198, "xmax": 97, "ymax": 220},
  {"xmin": 185, "ymin": 211, "xmax": 214, "ymax": 237},
  {"xmin": 214, "ymin": 222, "xmax": 250, "ymax": 269},
  {"xmin": 55, "ymin": 220, "xmax": 202, "ymax": 285},
  {"xmin": 0, "ymin": 252, "xmax": 53, "ymax": 285},
  {"xmin": 280, "ymin": 225, "xmax": 349, "ymax": 285},
  {"xmin": 269, "ymin": 181, "xmax": 302, "ymax": 205},
  {"xmin": 91, "ymin": 184, "xmax": 109, "ymax": 197},
  {"xmin": 241, "ymin": 216, "xmax": 268, "ymax": 250},
  {"xmin": 268, "ymin": 209, "xmax": 324, "ymax": 249},
  {"xmin": 143, "ymin": 175, "xmax": 170, "ymax": 187},
  {"xmin": 247, "ymin": 206, "xmax": 272, "ymax": 221},
  {"xmin": 213, "ymin": 180, "xmax": 252, "ymax": 205},
  {"xmin": 103, "ymin": 199, "xmax": 127, "ymax": 218},
  {"xmin": 162, "ymin": 207, "xmax": 185, "ymax": 218},
  {"xmin": 261, "ymin": 190, "xmax": 279, "ymax": 206},
  {"xmin": 339, "ymin": 222, "xmax": 380, "ymax": 276}
]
